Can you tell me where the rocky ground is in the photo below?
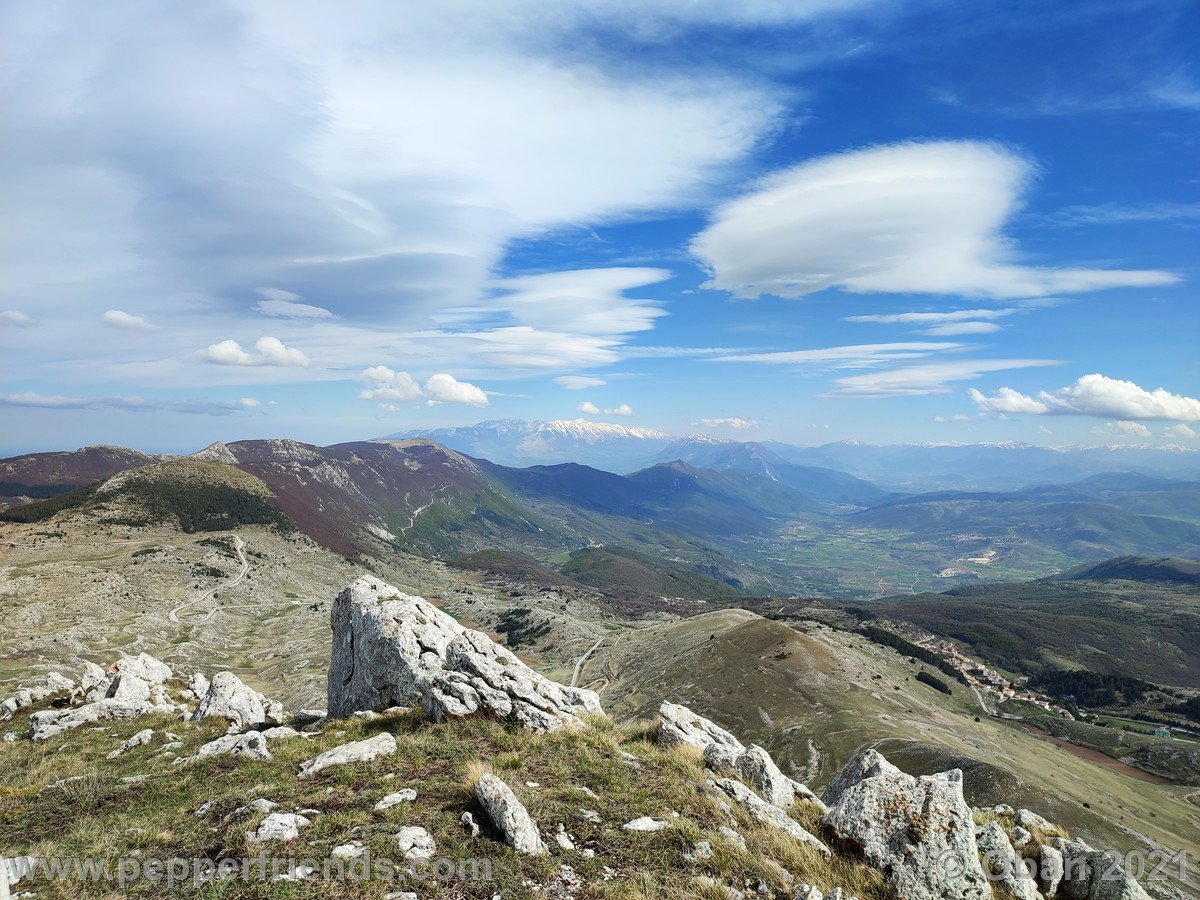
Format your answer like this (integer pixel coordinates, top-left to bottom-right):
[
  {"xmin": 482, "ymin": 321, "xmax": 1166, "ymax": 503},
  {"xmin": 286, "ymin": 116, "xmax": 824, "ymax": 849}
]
[{"xmin": 0, "ymin": 575, "xmax": 1162, "ymax": 899}]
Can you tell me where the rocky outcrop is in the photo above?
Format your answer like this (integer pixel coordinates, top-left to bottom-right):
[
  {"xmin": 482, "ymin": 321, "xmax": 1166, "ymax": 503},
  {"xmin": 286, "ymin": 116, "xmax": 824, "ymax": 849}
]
[
  {"xmin": 657, "ymin": 701, "xmax": 744, "ymax": 767},
  {"xmin": 976, "ymin": 820, "xmax": 1039, "ymax": 900},
  {"xmin": 736, "ymin": 744, "xmax": 827, "ymax": 812},
  {"xmin": 327, "ymin": 576, "xmax": 602, "ymax": 731},
  {"xmin": 475, "ymin": 773, "xmax": 548, "ymax": 855},
  {"xmin": 30, "ymin": 697, "xmax": 173, "ymax": 741},
  {"xmin": 190, "ymin": 671, "xmax": 283, "ymax": 731},
  {"xmin": 709, "ymin": 778, "xmax": 831, "ymax": 858},
  {"xmin": 822, "ymin": 751, "xmax": 990, "ymax": 900},
  {"xmin": 1, "ymin": 672, "xmax": 73, "ymax": 719},
  {"xmin": 1053, "ymin": 837, "xmax": 1150, "ymax": 900},
  {"xmin": 820, "ymin": 747, "xmax": 901, "ymax": 808},
  {"xmin": 297, "ymin": 732, "xmax": 397, "ymax": 778},
  {"xmin": 85, "ymin": 653, "xmax": 172, "ymax": 704}
]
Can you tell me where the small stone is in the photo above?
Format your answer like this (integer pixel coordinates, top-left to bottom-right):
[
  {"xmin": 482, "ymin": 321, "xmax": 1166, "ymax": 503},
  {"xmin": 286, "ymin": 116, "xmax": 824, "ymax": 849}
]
[
  {"xmin": 396, "ymin": 826, "xmax": 436, "ymax": 860},
  {"xmin": 247, "ymin": 812, "xmax": 310, "ymax": 843},
  {"xmin": 475, "ymin": 773, "xmax": 547, "ymax": 855},
  {"xmin": 107, "ymin": 728, "xmax": 153, "ymax": 759},
  {"xmin": 331, "ymin": 841, "xmax": 365, "ymax": 860},
  {"xmin": 460, "ymin": 810, "xmax": 481, "ymax": 837},
  {"xmin": 684, "ymin": 840, "xmax": 713, "ymax": 862},
  {"xmin": 622, "ymin": 816, "xmax": 670, "ymax": 832},
  {"xmin": 375, "ymin": 788, "xmax": 417, "ymax": 810}
]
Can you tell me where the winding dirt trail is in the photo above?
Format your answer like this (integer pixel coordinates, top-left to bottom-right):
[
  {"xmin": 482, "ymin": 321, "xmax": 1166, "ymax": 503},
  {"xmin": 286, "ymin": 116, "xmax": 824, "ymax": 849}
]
[
  {"xmin": 570, "ymin": 637, "xmax": 604, "ymax": 688},
  {"xmin": 168, "ymin": 535, "xmax": 247, "ymax": 623}
]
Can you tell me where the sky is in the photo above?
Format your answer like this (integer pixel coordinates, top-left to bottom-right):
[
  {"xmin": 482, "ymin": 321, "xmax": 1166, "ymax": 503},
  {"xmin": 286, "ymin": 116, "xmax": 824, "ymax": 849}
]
[{"xmin": 1, "ymin": 0, "xmax": 1198, "ymax": 455}]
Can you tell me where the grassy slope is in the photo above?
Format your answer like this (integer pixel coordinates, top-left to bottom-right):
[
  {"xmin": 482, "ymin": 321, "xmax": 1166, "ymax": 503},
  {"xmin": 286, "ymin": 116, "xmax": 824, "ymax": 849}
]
[
  {"xmin": 585, "ymin": 610, "xmax": 1199, "ymax": 897},
  {"xmin": 0, "ymin": 700, "xmax": 887, "ymax": 900}
]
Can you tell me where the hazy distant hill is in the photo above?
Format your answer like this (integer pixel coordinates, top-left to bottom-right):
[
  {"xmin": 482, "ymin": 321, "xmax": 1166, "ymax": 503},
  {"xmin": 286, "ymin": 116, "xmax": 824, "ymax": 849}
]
[
  {"xmin": 0, "ymin": 445, "xmax": 163, "ymax": 510},
  {"xmin": 770, "ymin": 440, "xmax": 1200, "ymax": 492},
  {"xmin": 655, "ymin": 436, "xmax": 888, "ymax": 506},
  {"xmin": 387, "ymin": 418, "xmax": 672, "ymax": 471}
]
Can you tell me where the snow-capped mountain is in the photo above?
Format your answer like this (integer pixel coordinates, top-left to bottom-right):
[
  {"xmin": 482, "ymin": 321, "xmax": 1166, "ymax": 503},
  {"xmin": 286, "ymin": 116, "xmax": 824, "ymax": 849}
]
[{"xmin": 385, "ymin": 419, "xmax": 673, "ymax": 471}]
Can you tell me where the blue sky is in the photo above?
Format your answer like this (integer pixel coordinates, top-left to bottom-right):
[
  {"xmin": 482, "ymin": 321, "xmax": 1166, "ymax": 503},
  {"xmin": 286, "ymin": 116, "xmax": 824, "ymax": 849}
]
[{"xmin": 1, "ymin": 0, "xmax": 1197, "ymax": 454}]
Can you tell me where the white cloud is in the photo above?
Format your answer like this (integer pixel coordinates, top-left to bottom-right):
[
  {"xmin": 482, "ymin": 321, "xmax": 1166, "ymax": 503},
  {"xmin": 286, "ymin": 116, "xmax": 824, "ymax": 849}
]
[
  {"xmin": 845, "ymin": 309, "xmax": 1022, "ymax": 324},
  {"xmin": 0, "ymin": 310, "xmax": 37, "ymax": 327},
  {"xmin": 691, "ymin": 141, "xmax": 1177, "ymax": 299},
  {"xmin": 578, "ymin": 401, "xmax": 601, "ymax": 415},
  {"xmin": 101, "ymin": 309, "xmax": 156, "ymax": 331},
  {"xmin": 932, "ymin": 414, "xmax": 970, "ymax": 423},
  {"xmin": 555, "ymin": 375, "xmax": 606, "ymax": 390},
  {"xmin": 717, "ymin": 342, "xmax": 961, "ymax": 366},
  {"xmin": 253, "ymin": 289, "xmax": 337, "ymax": 319},
  {"xmin": 969, "ymin": 374, "xmax": 1200, "ymax": 421},
  {"xmin": 1093, "ymin": 420, "xmax": 1151, "ymax": 437},
  {"xmin": 1164, "ymin": 423, "xmax": 1196, "ymax": 440},
  {"xmin": 0, "ymin": 391, "xmax": 259, "ymax": 415},
  {"xmin": 604, "ymin": 403, "xmax": 635, "ymax": 417},
  {"xmin": 831, "ymin": 358, "xmax": 1060, "ymax": 397},
  {"xmin": 701, "ymin": 417, "xmax": 755, "ymax": 428},
  {"xmin": 424, "ymin": 373, "xmax": 488, "ymax": 407},
  {"xmin": 920, "ymin": 321, "xmax": 1003, "ymax": 336},
  {"xmin": 202, "ymin": 336, "xmax": 309, "ymax": 367},
  {"xmin": 493, "ymin": 268, "xmax": 669, "ymax": 337},
  {"xmin": 358, "ymin": 366, "xmax": 422, "ymax": 406}
]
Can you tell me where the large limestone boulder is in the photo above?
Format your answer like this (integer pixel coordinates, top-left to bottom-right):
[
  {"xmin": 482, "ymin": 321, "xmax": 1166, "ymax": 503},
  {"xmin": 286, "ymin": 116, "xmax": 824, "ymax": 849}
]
[
  {"xmin": 191, "ymin": 672, "xmax": 282, "ymax": 731},
  {"xmin": 85, "ymin": 653, "xmax": 172, "ymax": 705},
  {"xmin": 297, "ymin": 732, "xmax": 397, "ymax": 778},
  {"xmin": 327, "ymin": 576, "xmax": 602, "ymax": 731},
  {"xmin": 474, "ymin": 773, "xmax": 548, "ymax": 855},
  {"xmin": 657, "ymin": 701, "xmax": 745, "ymax": 767},
  {"xmin": 822, "ymin": 751, "xmax": 990, "ymax": 900}
]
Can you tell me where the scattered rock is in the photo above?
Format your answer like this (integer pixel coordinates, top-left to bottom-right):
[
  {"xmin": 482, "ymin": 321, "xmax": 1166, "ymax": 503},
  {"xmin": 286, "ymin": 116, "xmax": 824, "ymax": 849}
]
[
  {"xmin": 327, "ymin": 576, "xmax": 603, "ymax": 731},
  {"xmin": 396, "ymin": 826, "xmax": 436, "ymax": 860},
  {"xmin": 710, "ymin": 779, "xmax": 830, "ymax": 858},
  {"xmin": 375, "ymin": 788, "xmax": 417, "ymax": 810},
  {"xmin": 1015, "ymin": 808, "xmax": 1057, "ymax": 834},
  {"xmin": 554, "ymin": 824, "xmax": 576, "ymax": 851},
  {"xmin": 297, "ymin": 732, "xmax": 397, "ymax": 778},
  {"xmin": 822, "ymin": 752, "xmax": 989, "ymax": 900},
  {"xmin": 176, "ymin": 730, "xmax": 271, "ymax": 765},
  {"xmin": 106, "ymin": 728, "xmax": 153, "ymax": 759},
  {"xmin": 684, "ymin": 840, "xmax": 714, "ymax": 862},
  {"xmin": 246, "ymin": 812, "xmax": 310, "ymax": 843},
  {"xmin": 475, "ymin": 773, "xmax": 548, "ymax": 855},
  {"xmin": 718, "ymin": 825, "xmax": 746, "ymax": 851},
  {"xmin": 460, "ymin": 811, "xmax": 481, "ymax": 837},
  {"xmin": 331, "ymin": 840, "xmax": 366, "ymax": 860},
  {"xmin": 622, "ymin": 816, "xmax": 671, "ymax": 832},
  {"xmin": 29, "ymin": 698, "xmax": 172, "ymax": 742}
]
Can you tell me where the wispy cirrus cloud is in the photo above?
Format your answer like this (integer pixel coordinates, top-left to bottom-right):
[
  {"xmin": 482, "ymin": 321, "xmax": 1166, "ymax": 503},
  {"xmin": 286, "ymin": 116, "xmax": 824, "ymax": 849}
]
[
  {"xmin": 102, "ymin": 309, "xmax": 156, "ymax": 331},
  {"xmin": 829, "ymin": 358, "xmax": 1061, "ymax": 397},
  {"xmin": 716, "ymin": 342, "xmax": 961, "ymax": 367},
  {"xmin": 0, "ymin": 391, "xmax": 262, "ymax": 415}
]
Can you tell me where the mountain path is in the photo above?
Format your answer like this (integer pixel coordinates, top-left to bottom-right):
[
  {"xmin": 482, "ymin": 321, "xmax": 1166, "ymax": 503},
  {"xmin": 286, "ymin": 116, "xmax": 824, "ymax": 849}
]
[
  {"xmin": 571, "ymin": 637, "xmax": 604, "ymax": 688},
  {"xmin": 168, "ymin": 535, "xmax": 247, "ymax": 623}
]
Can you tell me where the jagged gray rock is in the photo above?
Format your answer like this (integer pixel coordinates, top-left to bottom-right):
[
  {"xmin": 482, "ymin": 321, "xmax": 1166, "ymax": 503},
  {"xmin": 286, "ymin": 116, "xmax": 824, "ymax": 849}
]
[
  {"xmin": 736, "ymin": 744, "xmax": 804, "ymax": 810},
  {"xmin": 327, "ymin": 576, "xmax": 602, "ymax": 732},
  {"xmin": 1053, "ymin": 837, "xmax": 1150, "ymax": 900},
  {"xmin": 976, "ymin": 820, "xmax": 1039, "ymax": 900},
  {"xmin": 1037, "ymin": 843, "xmax": 1064, "ymax": 897},
  {"xmin": 822, "ymin": 752, "xmax": 989, "ymax": 900},
  {"xmin": 475, "ymin": 773, "xmax": 547, "ymax": 855},
  {"xmin": 190, "ymin": 671, "xmax": 282, "ymax": 731},
  {"xmin": 709, "ymin": 778, "xmax": 831, "ymax": 858},
  {"xmin": 657, "ymin": 701, "xmax": 745, "ymax": 766},
  {"xmin": 85, "ymin": 653, "xmax": 172, "ymax": 705},
  {"xmin": 107, "ymin": 728, "xmax": 153, "ymax": 759},
  {"xmin": 820, "ymin": 747, "xmax": 901, "ymax": 807},
  {"xmin": 297, "ymin": 732, "xmax": 397, "ymax": 778}
]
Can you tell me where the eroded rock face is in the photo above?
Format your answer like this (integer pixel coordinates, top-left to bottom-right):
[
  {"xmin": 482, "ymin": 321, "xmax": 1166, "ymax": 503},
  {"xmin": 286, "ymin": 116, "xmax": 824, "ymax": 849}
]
[
  {"xmin": 737, "ymin": 744, "xmax": 800, "ymax": 809},
  {"xmin": 191, "ymin": 672, "xmax": 282, "ymax": 731},
  {"xmin": 327, "ymin": 576, "xmax": 602, "ymax": 731},
  {"xmin": 475, "ymin": 773, "xmax": 547, "ymax": 855},
  {"xmin": 822, "ymin": 752, "xmax": 990, "ymax": 900},
  {"xmin": 1053, "ymin": 838, "xmax": 1150, "ymax": 900},
  {"xmin": 657, "ymin": 701, "xmax": 745, "ymax": 767}
]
